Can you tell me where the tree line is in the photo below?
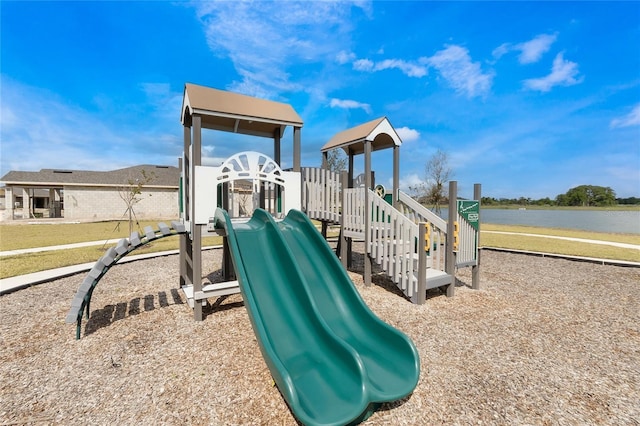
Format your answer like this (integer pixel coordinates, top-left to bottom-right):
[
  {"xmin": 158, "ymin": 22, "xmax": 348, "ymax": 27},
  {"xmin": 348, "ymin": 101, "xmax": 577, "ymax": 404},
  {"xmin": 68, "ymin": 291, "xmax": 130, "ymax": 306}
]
[
  {"xmin": 482, "ymin": 185, "xmax": 638, "ymax": 207},
  {"xmin": 325, "ymin": 149, "xmax": 638, "ymax": 208}
]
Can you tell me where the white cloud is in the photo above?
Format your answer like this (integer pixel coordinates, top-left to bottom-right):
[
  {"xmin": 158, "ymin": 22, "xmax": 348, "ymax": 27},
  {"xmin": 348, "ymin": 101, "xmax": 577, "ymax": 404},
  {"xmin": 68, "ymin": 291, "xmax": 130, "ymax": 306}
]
[
  {"xmin": 424, "ymin": 45, "xmax": 494, "ymax": 98},
  {"xmin": 192, "ymin": 1, "xmax": 368, "ymax": 98},
  {"xmin": 330, "ymin": 98, "xmax": 371, "ymax": 114},
  {"xmin": 523, "ymin": 52, "xmax": 583, "ymax": 92},
  {"xmin": 396, "ymin": 126, "xmax": 420, "ymax": 142},
  {"xmin": 353, "ymin": 58, "xmax": 427, "ymax": 77},
  {"xmin": 492, "ymin": 42, "xmax": 512, "ymax": 60},
  {"xmin": 610, "ymin": 104, "xmax": 640, "ymax": 128},
  {"xmin": 353, "ymin": 58, "xmax": 375, "ymax": 72},
  {"xmin": 397, "ymin": 173, "xmax": 425, "ymax": 193},
  {"xmin": 516, "ymin": 33, "xmax": 557, "ymax": 64},
  {"xmin": 336, "ymin": 50, "xmax": 356, "ymax": 64},
  {"xmin": 0, "ymin": 78, "xmax": 181, "ymax": 176},
  {"xmin": 377, "ymin": 59, "xmax": 428, "ymax": 78},
  {"xmin": 492, "ymin": 33, "xmax": 557, "ymax": 64}
]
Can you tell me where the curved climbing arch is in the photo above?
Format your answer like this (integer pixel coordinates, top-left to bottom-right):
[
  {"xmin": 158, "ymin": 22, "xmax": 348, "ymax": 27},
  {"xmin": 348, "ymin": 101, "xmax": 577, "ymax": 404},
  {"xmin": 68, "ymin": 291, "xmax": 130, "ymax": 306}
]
[{"xmin": 66, "ymin": 221, "xmax": 186, "ymax": 339}]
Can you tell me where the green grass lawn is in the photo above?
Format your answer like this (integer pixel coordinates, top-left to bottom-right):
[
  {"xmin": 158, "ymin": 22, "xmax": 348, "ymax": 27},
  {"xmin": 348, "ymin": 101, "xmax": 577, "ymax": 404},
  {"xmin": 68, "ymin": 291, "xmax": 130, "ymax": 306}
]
[
  {"xmin": 0, "ymin": 220, "xmax": 222, "ymax": 279},
  {"xmin": 480, "ymin": 224, "xmax": 640, "ymax": 263},
  {"xmin": 0, "ymin": 220, "xmax": 637, "ymax": 279}
]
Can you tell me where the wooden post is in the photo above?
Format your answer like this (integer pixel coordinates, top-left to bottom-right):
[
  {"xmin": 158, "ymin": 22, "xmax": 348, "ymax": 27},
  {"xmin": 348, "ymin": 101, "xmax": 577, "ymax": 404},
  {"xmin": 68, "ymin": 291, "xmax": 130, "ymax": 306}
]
[
  {"xmin": 445, "ymin": 180, "xmax": 457, "ymax": 298},
  {"xmin": 293, "ymin": 126, "xmax": 301, "ymax": 172},
  {"xmin": 347, "ymin": 151, "xmax": 354, "ymax": 268},
  {"xmin": 340, "ymin": 171, "xmax": 348, "ymax": 268},
  {"xmin": 273, "ymin": 128, "xmax": 281, "ymax": 166},
  {"xmin": 178, "ymin": 156, "xmax": 186, "ymax": 287},
  {"xmin": 472, "ymin": 183, "xmax": 481, "ymax": 290},
  {"xmin": 417, "ymin": 222, "xmax": 427, "ymax": 304},
  {"xmin": 364, "ymin": 140, "xmax": 372, "ymax": 286},
  {"xmin": 191, "ymin": 115, "xmax": 203, "ymax": 321},
  {"xmin": 393, "ymin": 145, "xmax": 400, "ymax": 208}
]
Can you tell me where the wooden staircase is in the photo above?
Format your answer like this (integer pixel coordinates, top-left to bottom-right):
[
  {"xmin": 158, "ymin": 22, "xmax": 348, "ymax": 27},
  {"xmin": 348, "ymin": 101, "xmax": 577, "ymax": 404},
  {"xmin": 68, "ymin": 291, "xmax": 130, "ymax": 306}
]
[{"xmin": 301, "ymin": 167, "xmax": 455, "ymax": 304}]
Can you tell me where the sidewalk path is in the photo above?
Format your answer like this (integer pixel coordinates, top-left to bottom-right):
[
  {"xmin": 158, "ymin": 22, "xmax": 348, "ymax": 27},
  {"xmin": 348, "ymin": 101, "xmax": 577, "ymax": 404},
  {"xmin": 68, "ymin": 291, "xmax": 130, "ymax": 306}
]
[
  {"xmin": 482, "ymin": 231, "xmax": 640, "ymax": 250},
  {"xmin": 0, "ymin": 239, "xmax": 122, "ymax": 257}
]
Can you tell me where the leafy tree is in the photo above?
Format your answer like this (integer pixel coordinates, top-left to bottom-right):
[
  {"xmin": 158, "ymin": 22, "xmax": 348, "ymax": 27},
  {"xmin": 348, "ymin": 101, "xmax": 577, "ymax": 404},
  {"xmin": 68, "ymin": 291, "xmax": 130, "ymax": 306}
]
[
  {"xmin": 618, "ymin": 196, "xmax": 640, "ymax": 205},
  {"xmin": 557, "ymin": 185, "xmax": 616, "ymax": 207}
]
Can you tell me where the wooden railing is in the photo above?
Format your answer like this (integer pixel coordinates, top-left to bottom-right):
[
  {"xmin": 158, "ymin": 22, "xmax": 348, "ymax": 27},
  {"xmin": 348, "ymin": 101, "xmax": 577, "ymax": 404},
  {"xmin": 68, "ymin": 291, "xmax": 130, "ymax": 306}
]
[
  {"xmin": 301, "ymin": 167, "xmax": 341, "ymax": 223},
  {"xmin": 397, "ymin": 191, "xmax": 447, "ymax": 270},
  {"xmin": 342, "ymin": 188, "xmax": 366, "ymax": 239},
  {"xmin": 369, "ymin": 189, "xmax": 421, "ymax": 301}
]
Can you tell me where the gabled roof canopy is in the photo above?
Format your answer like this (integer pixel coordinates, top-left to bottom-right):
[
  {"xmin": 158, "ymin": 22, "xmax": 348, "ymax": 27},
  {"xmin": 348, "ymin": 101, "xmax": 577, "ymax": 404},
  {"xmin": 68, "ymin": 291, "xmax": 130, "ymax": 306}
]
[
  {"xmin": 181, "ymin": 83, "xmax": 303, "ymax": 138},
  {"xmin": 321, "ymin": 117, "xmax": 402, "ymax": 155}
]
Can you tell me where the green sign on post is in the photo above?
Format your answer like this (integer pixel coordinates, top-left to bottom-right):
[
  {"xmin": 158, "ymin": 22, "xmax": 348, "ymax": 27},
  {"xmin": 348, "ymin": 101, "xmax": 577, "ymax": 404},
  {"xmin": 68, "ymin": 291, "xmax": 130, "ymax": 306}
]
[{"xmin": 457, "ymin": 200, "xmax": 480, "ymax": 231}]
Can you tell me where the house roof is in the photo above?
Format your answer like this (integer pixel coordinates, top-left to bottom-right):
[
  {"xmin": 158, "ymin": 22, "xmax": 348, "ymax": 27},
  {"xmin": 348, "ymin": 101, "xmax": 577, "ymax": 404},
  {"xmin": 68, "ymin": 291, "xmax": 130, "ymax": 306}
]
[
  {"xmin": 321, "ymin": 117, "xmax": 402, "ymax": 155},
  {"xmin": 181, "ymin": 83, "xmax": 303, "ymax": 138},
  {"xmin": 0, "ymin": 165, "xmax": 179, "ymax": 188}
]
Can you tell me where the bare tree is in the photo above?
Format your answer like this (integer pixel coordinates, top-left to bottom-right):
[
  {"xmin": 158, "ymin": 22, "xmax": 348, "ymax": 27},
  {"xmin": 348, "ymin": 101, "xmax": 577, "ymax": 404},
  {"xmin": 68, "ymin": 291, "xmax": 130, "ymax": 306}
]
[
  {"xmin": 325, "ymin": 148, "xmax": 347, "ymax": 172},
  {"xmin": 118, "ymin": 169, "xmax": 155, "ymax": 235},
  {"xmin": 423, "ymin": 149, "xmax": 453, "ymax": 214}
]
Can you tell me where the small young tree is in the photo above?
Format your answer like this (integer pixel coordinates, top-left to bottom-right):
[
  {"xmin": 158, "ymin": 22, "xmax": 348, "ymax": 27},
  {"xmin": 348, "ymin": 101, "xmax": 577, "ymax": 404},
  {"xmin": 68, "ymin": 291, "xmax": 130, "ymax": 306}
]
[{"xmin": 118, "ymin": 169, "xmax": 155, "ymax": 235}]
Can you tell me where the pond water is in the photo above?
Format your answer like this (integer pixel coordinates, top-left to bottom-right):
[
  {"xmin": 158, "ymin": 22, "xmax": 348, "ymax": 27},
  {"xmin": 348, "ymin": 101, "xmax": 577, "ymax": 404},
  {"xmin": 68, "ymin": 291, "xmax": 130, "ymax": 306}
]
[{"xmin": 438, "ymin": 208, "xmax": 640, "ymax": 235}]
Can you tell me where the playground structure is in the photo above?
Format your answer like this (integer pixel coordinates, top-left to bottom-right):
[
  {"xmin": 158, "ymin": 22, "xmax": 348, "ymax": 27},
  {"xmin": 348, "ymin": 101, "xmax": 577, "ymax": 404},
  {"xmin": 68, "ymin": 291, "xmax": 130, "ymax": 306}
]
[
  {"xmin": 67, "ymin": 82, "xmax": 482, "ymax": 332},
  {"xmin": 66, "ymin": 83, "xmax": 481, "ymax": 425}
]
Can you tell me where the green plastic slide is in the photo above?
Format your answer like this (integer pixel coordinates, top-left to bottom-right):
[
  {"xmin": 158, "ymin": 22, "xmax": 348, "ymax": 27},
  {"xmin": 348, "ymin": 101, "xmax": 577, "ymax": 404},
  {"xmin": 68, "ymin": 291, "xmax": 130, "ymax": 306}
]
[{"xmin": 215, "ymin": 208, "xmax": 419, "ymax": 426}]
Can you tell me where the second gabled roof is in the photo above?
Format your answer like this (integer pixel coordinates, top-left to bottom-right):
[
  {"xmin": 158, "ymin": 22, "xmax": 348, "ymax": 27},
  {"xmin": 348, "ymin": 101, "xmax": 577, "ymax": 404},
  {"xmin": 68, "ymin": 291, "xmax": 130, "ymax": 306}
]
[{"xmin": 321, "ymin": 117, "xmax": 402, "ymax": 155}]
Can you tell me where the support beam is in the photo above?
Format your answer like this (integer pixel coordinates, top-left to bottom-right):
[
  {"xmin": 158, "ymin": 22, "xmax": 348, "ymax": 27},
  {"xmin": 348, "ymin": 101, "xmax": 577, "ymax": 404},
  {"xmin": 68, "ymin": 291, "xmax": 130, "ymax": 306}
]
[
  {"xmin": 393, "ymin": 145, "xmax": 400, "ymax": 208},
  {"xmin": 5, "ymin": 187, "xmax": 14, "ymax": 219},
  {"xmin": 417, "ymin": 222, "xmax": 428, "ymax": 305},
  {"xmin": 178, "ymin": 156, "xmax": 186, "ymax": 287},
  {"xmin": 472, "ymin": 183, "xmax": 482, "ymax": 290},
  {"xmin": 273, "ymin": 128, "xmax": 281, "ymax": 166},
  {"xmin": 293, "ymin": 126, "xmax": 301, "ymax": 172},
  {"xmin": 446, "ymin": 180, "xmax": 457, "ymax": 298},
  {"xmin": 363, "ymin": 140, "xmax": 372, "ymax": 286},
  {"xmin": 22, "ymin": 188, "xmax": 30, "ymax": 219},
  {"xmin": 191, "ymin": 115, "xmax": 203, "ymax": 321},
  {"xmin": 340, "ymin": 171, "xmax": 348, "ymax": 268}
]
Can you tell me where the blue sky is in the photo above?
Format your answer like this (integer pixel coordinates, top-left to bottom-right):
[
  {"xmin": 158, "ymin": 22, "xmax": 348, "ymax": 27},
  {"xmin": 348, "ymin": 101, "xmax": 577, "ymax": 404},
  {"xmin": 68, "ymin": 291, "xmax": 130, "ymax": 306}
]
[{"xmin": 1, "ymin": 1, "xmax": 639, "ymax": 199}]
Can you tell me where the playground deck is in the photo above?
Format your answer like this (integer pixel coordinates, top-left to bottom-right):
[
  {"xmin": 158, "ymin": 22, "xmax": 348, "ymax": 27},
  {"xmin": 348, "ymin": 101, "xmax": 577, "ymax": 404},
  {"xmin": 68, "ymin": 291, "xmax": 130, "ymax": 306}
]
[{"xmin": 1, "ymin": 248, "xmax": 638, "ymax": 425}]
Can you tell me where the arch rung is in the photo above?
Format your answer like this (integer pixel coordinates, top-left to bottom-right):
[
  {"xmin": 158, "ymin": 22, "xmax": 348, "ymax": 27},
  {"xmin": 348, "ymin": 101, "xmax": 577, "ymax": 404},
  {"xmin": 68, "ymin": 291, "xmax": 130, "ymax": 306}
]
[
  {"xmin": 130, "ymin": 231, "xmax": 141, "ymax": 247},
  {"xmin": 158, "ymin": 222, "xmax": 171, "ymax": 236},
  {"xmin": 171, "ymin": 221, "xmax": 186, "ymax": 233},
  {"xmin": 102, "ymin": 247, "xmax": 117, "ymax": 266},
  {"xmin": 88, "ymin": 265, "xmax": 103, "ymax": 279},
  {"xmin": 115, "ymin": 238, "xmax": 129, "ymax": 255},
  {"xmin": 144, "ymin": 226, "xmax": 156, "ymax": 241}
]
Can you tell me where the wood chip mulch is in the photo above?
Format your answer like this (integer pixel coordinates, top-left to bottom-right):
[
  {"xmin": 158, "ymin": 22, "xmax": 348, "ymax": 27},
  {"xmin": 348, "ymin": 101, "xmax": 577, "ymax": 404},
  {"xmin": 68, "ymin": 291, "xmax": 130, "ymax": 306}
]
[{"xmin": 1, "ymin": 247, "xmax": 639, "ymax": 425}]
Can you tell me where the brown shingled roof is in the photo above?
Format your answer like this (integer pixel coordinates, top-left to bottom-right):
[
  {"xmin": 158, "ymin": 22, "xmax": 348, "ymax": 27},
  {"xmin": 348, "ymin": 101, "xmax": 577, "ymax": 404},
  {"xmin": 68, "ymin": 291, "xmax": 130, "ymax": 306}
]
[{"xmin": 0, "ymin": 165, "xmax": 179, "ymax": 188}]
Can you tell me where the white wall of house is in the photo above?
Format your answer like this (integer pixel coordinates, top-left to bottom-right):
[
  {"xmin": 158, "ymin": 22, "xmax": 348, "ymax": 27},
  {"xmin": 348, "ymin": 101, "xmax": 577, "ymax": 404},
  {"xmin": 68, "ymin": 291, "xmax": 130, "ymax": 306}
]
[{"xmin": 64, "ymin": 186, "xmax": 178, "ymax": 220}]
